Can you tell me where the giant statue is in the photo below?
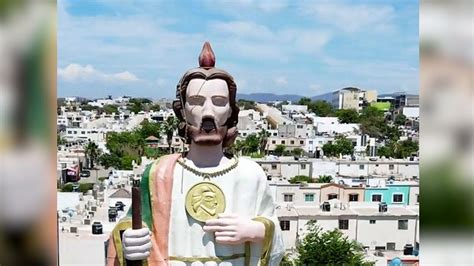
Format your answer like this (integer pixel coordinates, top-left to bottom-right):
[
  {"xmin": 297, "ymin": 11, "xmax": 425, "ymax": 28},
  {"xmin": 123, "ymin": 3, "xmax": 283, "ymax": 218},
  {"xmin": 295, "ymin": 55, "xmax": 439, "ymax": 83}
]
[{"xmin": 107, "ymin": 42, "xmax": 284, "ymax": 266}]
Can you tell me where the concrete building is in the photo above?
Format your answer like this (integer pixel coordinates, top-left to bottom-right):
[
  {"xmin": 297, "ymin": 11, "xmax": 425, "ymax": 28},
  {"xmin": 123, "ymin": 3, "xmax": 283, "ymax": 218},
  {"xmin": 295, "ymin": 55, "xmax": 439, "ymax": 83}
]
[
  {"xmin": 267, "ymin": 136, "xmax": 306, "ymax": 152},
  {"xmin": 282, "ymin": 104, "xmax": 308, "ymax": 114},
  {"xmin": 336, "ymin": 159, "xmax": 419, "ymax": 179},
  {"xmin": 331, "ymin": 87, "xmax": 378, "ymax": 111},
  {"xmin": 256, "ymin": 157, "xmax": 313, "ymax": 180},
  {"xmin": 277, "ymin": 203, "xmax": 419, "ymax": 252}
]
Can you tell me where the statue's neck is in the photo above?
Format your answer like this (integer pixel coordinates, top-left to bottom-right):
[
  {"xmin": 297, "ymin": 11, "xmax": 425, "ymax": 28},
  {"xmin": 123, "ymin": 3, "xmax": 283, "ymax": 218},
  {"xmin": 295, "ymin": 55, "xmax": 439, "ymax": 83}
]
[{"xmin": 186, "ymin": 142, "xmax": 227, "ymax": 168}]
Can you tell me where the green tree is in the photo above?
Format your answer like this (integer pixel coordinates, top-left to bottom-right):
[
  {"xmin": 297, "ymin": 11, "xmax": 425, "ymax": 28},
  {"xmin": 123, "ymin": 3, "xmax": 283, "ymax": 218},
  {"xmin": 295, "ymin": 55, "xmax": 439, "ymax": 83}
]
[
  {"xmin": 136, "ymin": 119, "xmax": 161, "ymax": 139},
  {"xmin": 103, "ymin": 104, "xmax": 118, "ymax": 114},
  {"xmin": 359, "ymin": 106, "xmax": 385, "ymax": 138},
  {"xmin": 274, "ymin": 144, "xmax": 286, "ymax": 156},
  {"xmin": 382, "ymin": 124, "xmax": 401, "ymax": 142},
  {"xmin": 298, "ymin": 97, "xmax": 312, "ymax": 106},
  {"xmin": 84, "ymin": 141, "xmax": 101, "ymax": 169},
  {"xmin": 289, "ymin": 175, "xmax": 313, "ymax": 184},
  {"xmin": 322, "ymin": 143, "xmax": 337, "ymax": 157},
  {"xmin": 102, "ymin": 131, "xmax": 144, "ymax": 169},
  {"xmin": 335, "ymin": 109, "xmax": 359, "ymax": 123},
  {"xmin": 377, "ymin": 139, "xmax": 419, "ymax": 159},
  {"xmin": 149, "ymin": 104, "xmax": 161, "ymax": 112},
  {"xmin": 309, "ymin": 100, "xmax": 334, "ymax": 117},
  {"xmin": 57, "ymin": 135, "xmax": 67, "ymax": 146},
  {"xmin": 257, "ymin": 129, "xmax": 271, "ymax": 155},
  {"xmin": 394, "ymin": 113, "xmax": 407, "ymax": 126},
  {"xmin": 395, "ymin": 139, "xmax": 419, "ymax": 158},
  {"xmin": 323, "ymin": 136, "xmax": 354, "ymax": 157},
  {"xmin": 316, "ymin": 175, "xmax": 333, "ymax": 183},
  {"xmin": 80, "ymin": 104, "xmax": 98, "ymax": 111},
  {"xmin": 376, "ymin": 144, "xmax": 394, "ymax": 158},
  {"xmin": 237, "ymin": 99, "xmax": 256, "ymax": 110},
  {"xmin": 291, "ymin": 147, "xmax": 304, "ymax": 156},
  {"xmin": 241, "ymin": 134, "xmax": 260, "ymax": 155},
  {"xmin": 296, "ymin": 221, "xmax": 371, "ymax": 265},
  {"xmin": 161, "ymin": 116, "xmax": 178, "ymax": 154},
  {"xmin": 333, "ymin": 135, "xmax": 354, "ymax": 156}
]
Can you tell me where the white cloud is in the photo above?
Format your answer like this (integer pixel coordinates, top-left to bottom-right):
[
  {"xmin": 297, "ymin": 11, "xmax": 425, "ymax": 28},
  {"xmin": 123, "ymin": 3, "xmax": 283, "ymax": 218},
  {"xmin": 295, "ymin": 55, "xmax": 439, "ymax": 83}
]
[
  {"xmin": 274, "ymin": 76, "xmax": 288, "ymax": 87},
  {"xmin": 309, "ymin": 84, "xmax": 320, "ymax": 91},
  {"xmin": 58, "ymin": 64, "xmax": 139, "ymax": 82},
  {"xmin": 302, "ymin": 1, "xmax": 395, "ymax": 33},
  {"xmin": 204, "ymin": 0, "xmax": 288, "ymax": 15},
  {"xmin": 258, "ymin": 0, "xmax": 288, "ymax": 13},
  {"xmin": 209, "ymin": 21, "xmax": 274, "ymax": 40}
]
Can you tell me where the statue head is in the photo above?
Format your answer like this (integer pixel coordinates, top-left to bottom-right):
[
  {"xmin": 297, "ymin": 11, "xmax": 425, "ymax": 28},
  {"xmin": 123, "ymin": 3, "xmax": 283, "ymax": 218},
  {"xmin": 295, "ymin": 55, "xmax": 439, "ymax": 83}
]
[{"xmin": 172, "ymin": 42, "xmax": 239, "ymax": 147}]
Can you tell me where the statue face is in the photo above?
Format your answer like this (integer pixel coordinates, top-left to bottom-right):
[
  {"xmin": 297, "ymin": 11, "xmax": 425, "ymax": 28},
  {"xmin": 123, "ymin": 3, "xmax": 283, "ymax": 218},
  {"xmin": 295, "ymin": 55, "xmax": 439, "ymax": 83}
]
[{"xmin": 184, "ymin": 78, "xmax": 231, "ymax": 145}]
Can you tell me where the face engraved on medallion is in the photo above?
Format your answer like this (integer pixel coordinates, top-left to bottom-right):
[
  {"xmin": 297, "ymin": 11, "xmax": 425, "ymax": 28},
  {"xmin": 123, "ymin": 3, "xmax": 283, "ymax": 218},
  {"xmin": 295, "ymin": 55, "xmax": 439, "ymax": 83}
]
[{"xmin": 185, "ymin": 182, "xmax": 226, "ymax": 222}]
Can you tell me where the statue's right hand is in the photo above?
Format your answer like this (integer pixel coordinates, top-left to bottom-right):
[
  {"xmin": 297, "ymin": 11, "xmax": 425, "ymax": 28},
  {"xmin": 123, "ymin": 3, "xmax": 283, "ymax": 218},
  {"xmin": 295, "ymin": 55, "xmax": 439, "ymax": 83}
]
[{"xmin": 122, "ymin": 228, "xmax": 152, "ymax": 260}]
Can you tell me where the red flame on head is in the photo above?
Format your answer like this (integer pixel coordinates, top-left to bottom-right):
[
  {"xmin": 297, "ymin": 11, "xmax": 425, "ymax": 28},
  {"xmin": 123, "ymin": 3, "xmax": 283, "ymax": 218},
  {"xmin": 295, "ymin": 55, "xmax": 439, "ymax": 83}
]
[{"xmin": 199, "ymin": 41, "xmax": 215, "ymax": 69}]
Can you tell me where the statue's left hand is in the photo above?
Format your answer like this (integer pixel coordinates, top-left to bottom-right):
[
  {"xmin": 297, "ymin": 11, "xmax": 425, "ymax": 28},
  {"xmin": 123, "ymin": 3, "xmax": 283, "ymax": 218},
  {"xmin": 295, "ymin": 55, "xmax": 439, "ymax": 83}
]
[{"xmin": 203, "ymin": 213, "xmax": 265, "ymax": 244}]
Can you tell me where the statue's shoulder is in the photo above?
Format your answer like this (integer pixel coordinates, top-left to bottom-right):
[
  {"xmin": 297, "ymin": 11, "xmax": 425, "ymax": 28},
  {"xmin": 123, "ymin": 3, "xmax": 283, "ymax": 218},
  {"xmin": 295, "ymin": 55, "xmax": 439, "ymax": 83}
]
[
  {"xmin": 149, "ymin": 153, "xmax": 182, "ymax": 169},
  {"xmin": 236, "ymin": 156, "xmax": 267, "ymax": 181},
  {"xmin": 237, "ymin": 156, "xmax": 262, "ymax": 168}
]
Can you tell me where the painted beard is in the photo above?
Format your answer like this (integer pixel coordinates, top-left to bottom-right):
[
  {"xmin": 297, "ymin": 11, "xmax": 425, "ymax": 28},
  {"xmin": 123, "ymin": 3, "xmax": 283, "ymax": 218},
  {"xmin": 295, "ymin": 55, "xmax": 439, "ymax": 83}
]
[{"xmin": 187, "ymin": 116, "xmax": 227, "ymax": 146}]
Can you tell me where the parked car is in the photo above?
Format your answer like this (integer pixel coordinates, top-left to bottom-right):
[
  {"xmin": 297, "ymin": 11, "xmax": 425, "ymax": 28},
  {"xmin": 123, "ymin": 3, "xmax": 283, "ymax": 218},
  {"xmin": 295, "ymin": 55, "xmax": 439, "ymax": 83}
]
[
  {"xmin": 92, "ymin": 221, "xmax": 103, "ymax": 234},
  {"xmin": 108, "ymin": 207, "xmax": 118, "ymax": 222},
  {"xmin": 80, "ymin": 170, "xmax": 91, "ymax": 177},
  {"xmin": 115, "ymin": 201, "xmax": 125, "ymax": 211}
]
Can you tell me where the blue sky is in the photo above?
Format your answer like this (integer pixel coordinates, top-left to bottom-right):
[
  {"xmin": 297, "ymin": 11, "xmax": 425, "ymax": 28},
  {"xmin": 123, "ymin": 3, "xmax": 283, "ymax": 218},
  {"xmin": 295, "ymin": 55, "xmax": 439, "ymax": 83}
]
[{"xmin": 58, "ymin": 0, "xmax": 419, "ymax": 99}]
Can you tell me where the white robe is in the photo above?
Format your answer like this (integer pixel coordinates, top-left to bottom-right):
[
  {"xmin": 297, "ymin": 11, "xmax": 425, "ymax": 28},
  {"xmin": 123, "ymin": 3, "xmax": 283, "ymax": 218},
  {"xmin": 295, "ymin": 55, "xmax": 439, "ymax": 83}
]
[{"xmin": 168, "ymin": 157, "xmax": 285, "ymax": 266}]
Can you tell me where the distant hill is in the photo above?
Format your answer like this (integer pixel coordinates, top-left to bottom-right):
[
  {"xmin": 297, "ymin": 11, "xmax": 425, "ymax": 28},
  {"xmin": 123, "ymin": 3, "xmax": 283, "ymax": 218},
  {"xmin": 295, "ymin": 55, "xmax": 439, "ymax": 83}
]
[
  {"xmin": 237, "ymin": 93, "xmax": 304, "ymax": 103},
  {"xmin": 237, "ymin": 91, "xmax": 339, "ymax": 103}
]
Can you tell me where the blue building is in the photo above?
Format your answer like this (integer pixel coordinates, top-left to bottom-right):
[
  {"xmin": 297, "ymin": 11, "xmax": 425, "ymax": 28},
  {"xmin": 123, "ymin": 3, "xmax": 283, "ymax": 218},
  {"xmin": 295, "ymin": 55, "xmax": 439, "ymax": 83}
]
[{"xmin": 364, "ymin": 184, "xmax": 411, "ymax": 205}]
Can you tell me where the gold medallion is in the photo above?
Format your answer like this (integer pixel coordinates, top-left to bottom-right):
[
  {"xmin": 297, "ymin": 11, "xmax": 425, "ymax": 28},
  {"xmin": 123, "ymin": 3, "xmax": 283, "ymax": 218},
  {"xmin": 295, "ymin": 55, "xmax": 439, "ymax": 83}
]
[{"xmin": 185, "ymin": 181, "xmax": 226, "ymax": 222}]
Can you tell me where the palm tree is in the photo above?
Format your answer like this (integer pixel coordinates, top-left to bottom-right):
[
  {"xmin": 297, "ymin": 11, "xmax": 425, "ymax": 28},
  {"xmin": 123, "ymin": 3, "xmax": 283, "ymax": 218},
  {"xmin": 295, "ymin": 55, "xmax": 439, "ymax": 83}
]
[
  {"xmin": 257, "ymin": 129, "xmax": 271, "ymax": 155},
  {"xmin": 316, "ymin": 175, "xmax": 333, "ymax": 183},
  {"xmin": 161, "ymin": 116, "xmax": 178, "ymax": 154},
  {"xmin": 84, "ymin": 141, "xmax": 100, "ymax": 169}
]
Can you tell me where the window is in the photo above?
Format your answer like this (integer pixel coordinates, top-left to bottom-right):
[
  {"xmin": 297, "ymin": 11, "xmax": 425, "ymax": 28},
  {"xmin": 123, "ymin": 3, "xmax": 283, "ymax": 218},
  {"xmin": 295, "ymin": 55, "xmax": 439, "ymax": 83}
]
[
  {"xmin": 328, "ymin": 193, "xmax": 338, "ymax": 200},
  {"xmin": 67, "ymin": 131, "xmax": 72, "ymax": 134},
  {"xmin": 359, "ymin": 165, "xmax": 365, "ymax": 170},
  {"xmin": 81, "ymin": 131, "xmax": 85, "ymax": 134},
  {"xmin": 300, "ymin": 140, "xmax": 304, "ymax": 144},
  {"xmin": 271, "ymin": 164, "xmax": 277, "ymax": 170},
  {"xmin": 348, "ymin": 194, "xmax": 359, "ymax": 202},
  {"xmin": 416, "ymin": 194, "xmax": 419, "ymax": 204},
  {"xmin": 371, "ymin": 194, "xmax": 382, "ymax": 202},
  {"xmin": 370, "ymin": 220, "xmax": 376, "ymax": 224},
  {"xmin": 389, "ymin": 164, "xmax": 394, "ymax": 170},
  {"xmin": 301, "ymin": 164, "xmax": 306, "ymax": 170},
  {"xmin": 387, "ymin": 242, "xmax": 396, "ymax": 250},
  {"xmin": 309, "ymin": 141, "xmax": 313, "ymax": 144},
  {"xmin": 280, "ymin": 220, "xmax": 290, "ymax": 231},
  {"xmin": 273, "ymin": 133, "xmax": 277, "ymax": 136},
  {"xmin": 272, "ymin": 140, "xmax": 276, "ymax": 144},
  {"xmin": 290, "ymin": 140, "xmax": 295, "ymax": 145},
  {"xmin": 398, "ymin": 220, "xmax": 408, "ymax": 230},
  {"xmin": 393, "ymin": 194, "xmax": 403, "ymax": 203},
  {"xmin": 281, "ymin": 140, "xmax": 286, "ymax": 144},
  {"xmin": 375, "ymin": 164, "xmax": 379, "ymax": 167},
  {"xmin": 283, "ymin": 194, "xmax": 293, "ymax": 202},
  {"xmin": 243, "ymin": 133, "xmax": 247, "ymax": 136},
  {"xmin": 297, "ymin": 125, "xmax": 303, "ymax": 129},
  {"xmin": 338, "ymin": 220, "xmax": 349, "ymax": 230},
  {"xmin": 304, "ymin": 194, "xmax": 315, "ymax": 202}
]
